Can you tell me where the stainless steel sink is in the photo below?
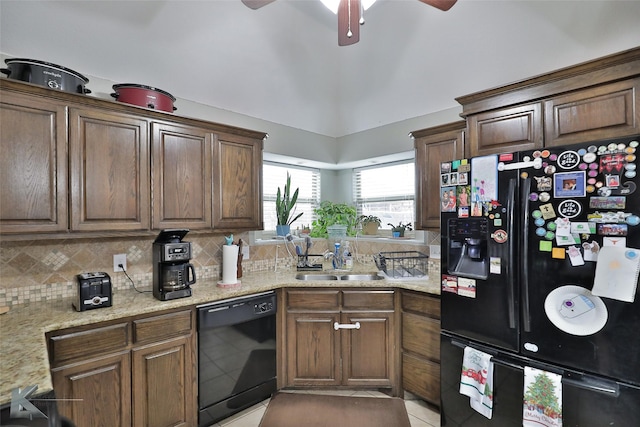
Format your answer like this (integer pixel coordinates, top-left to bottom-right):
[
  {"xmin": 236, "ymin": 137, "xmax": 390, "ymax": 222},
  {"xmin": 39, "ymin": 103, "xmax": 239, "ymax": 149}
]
[
  {"xmin": 339, "ymin": 273, "xmax": 384, "ymax": 281},
  {"xmin": 295, "ymin": 273, "xmax": 384, "ymax": 281}
]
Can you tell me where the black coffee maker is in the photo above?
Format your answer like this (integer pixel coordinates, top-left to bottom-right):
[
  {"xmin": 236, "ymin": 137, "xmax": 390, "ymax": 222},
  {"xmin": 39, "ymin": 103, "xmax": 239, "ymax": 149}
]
[{"xmin": 153, "ymin": 229, "xmax": 196, "ymax": 301}]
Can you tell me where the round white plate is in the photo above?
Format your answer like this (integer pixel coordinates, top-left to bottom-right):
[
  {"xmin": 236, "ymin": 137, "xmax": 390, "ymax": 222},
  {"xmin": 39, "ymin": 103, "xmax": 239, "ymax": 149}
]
[{"xmin": 544, "ymin": 285, "xmax": 608, "ymax": 336}]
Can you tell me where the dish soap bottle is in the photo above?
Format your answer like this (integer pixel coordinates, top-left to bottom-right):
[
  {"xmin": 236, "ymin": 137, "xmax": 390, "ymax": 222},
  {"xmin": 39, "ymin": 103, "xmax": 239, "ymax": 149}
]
[
  {"xmin": 333, "ymin": 242, "xmax": 343, "ymax": 270},
  {"xmin": 343, "ymin": 241, "xmax": 353, "ymax": 271}
]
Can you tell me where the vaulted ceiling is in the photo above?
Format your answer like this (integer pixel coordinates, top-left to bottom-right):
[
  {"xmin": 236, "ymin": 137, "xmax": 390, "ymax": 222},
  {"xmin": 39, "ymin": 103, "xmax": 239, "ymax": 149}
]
[{"xmin": 1, "ymin": 0, "xmax": 639, "ymax": 138}]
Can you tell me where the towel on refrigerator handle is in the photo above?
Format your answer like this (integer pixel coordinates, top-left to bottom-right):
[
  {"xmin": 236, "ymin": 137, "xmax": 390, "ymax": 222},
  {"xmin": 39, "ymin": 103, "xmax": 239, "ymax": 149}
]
[
  {"xmin": 523, "ymin": 366, "xmax": 563, "ymax": 427},
  {"xmin": 459, "ymin": 346, "xmax": 494, "ymax": 419}
]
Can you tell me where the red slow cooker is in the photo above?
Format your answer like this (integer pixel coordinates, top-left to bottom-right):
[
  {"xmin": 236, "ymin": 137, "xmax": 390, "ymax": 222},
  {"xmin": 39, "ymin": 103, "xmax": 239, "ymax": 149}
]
[{"xmin": 111, "ymin": 84, "xmax": 177, "ymax": 112}]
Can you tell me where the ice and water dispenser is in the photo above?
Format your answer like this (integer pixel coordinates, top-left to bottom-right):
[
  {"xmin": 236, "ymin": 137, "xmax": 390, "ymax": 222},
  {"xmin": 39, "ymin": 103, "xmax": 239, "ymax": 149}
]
[{"xmin": 447, "ymin": 217, "xmax": 489, "ymax": 279}]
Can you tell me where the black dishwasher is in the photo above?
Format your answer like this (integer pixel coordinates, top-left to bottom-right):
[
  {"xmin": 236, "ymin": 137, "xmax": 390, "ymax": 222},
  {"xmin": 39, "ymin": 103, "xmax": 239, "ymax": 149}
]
[{"xmin": 197, "ymin": 291, "xmax": 277, "ymax": 427}]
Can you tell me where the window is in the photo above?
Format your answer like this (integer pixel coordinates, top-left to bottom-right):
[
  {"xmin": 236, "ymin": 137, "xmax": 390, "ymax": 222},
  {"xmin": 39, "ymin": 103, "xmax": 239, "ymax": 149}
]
[
  {"xmin": 353, "ymin": 160, "xmax": 415, "ymax": 229},
  {"xmin": 263, "ymin": 162, "xmax": 320, "ymax": 231}
]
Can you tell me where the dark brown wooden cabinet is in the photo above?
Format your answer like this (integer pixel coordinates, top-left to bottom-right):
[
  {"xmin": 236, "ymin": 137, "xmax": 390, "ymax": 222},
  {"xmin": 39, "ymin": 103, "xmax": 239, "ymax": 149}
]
[
  {"xmin": 282, "ymin": 288, "xmax": 399, "ymax": 395},
  {"xmin": 401, "ymin": 290, "xmax": 441, "ymax": 406},
  {"xmin": 0, "ymin": 91, "xmax": 68, "ymax": 234},
  {"xmin": 213, "ymin": 133, "xmax": 263, "ymax": 230},
  {"xmin": 466, "ymin": 103, "xmax": 543, "ymax": 157},
  {"xmin": 151, "ymin": 122, "xmax": 213, "ymax": 230},
  {"xmin": 0, "ymin": 78, "xmax": 266, "ymax": 238},
  {"xmin": 412, "ymin": 121, "xmax": 465, "ymax": 230},
  {"xmin": 47, "ymin": 308, "xmax": 196, "ymax": 427},
  {"xmin": 69, "ymin": 107, "xmax": 150, "ymax": 232},
  {"xmin": 458, "ymin": 48, "xmax": 640, "ymax": 157}
]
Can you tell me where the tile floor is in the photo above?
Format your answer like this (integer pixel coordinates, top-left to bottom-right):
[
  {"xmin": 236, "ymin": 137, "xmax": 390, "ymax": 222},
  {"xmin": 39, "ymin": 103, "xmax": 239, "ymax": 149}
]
[{"xmin": 210, "ymin": 389, "xmax": 440, "ymax": 427}]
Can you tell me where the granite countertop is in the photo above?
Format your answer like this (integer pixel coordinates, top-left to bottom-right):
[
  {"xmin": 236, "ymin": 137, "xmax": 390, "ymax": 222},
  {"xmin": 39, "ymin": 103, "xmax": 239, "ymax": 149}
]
[{"xmin": 0, "ymin": 268, "xmax": 439, "ymax": 405}]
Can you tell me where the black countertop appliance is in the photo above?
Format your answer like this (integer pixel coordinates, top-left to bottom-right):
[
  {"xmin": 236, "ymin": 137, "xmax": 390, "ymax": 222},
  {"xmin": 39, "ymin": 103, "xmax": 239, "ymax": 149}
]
[{"xmin": 153, "ymin": 229, "xmax": 195, "ymax": 301}]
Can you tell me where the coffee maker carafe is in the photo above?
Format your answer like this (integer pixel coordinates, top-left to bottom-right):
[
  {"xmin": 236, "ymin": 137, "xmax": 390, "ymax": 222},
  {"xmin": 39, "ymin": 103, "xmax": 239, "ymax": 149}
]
[{"xmin": 153, "ymin": 229, "xmax": 196, "ymax": 301}]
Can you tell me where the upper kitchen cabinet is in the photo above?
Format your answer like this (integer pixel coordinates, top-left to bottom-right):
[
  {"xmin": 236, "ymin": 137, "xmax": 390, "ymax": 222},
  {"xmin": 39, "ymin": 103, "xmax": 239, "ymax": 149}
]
[
  {"xmin": 412, "ymin": 121, "xmax": 465, "ymax": 230},
  {"xmin": 212, "ymin": 132, "xmax": 263, "ymax": 230},
  {"xmin": 466, "ymin": 102, "xmax": 543, "ymax": 157},
  {"xmin": 151, "ymin": 122, "xmax": 212, "ymax": 230},
  {"xmin": 544, "ymin": 78, "xmax": 640, "ymax": 147},
  {"xmin": 457, "ymin": 47, "xmax": 640, "ymax": 155},
  {"xmin": 69, "ymin": 107, "xmax": 150, "ymax": 232},
  {"xmin": 0, "ymin": 91, "xmax": 68, "ymax": 234},
  {"xmin": 0, "ymin": 78, "xmax": 266, "ymax": 238}
]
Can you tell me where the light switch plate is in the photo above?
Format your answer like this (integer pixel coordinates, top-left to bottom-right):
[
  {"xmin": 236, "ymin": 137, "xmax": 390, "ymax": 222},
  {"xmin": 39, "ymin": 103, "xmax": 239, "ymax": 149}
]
[{"xmin": 242, "ymin": 244, "xmax": 250, "ymax": 260}]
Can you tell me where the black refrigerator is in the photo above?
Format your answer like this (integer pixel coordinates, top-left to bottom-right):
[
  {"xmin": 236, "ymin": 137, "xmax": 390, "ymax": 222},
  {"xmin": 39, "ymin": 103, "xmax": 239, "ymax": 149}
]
[{"xmin": 439, "ymin": 136, "xmax": 640, "ymax": 426}]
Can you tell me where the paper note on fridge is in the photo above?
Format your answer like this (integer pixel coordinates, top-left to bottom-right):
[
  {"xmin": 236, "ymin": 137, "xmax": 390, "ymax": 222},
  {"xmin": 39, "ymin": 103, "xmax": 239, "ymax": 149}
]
[{"xmin": 591, "ymin": 247, "xmax": 640, "ymax": 303}]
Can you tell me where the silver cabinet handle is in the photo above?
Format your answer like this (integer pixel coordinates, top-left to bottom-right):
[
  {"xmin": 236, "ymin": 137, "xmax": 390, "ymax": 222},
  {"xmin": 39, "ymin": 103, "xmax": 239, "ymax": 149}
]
[{"xmin": 334, "ymin": 321, "xmax": 361, "ymax": 330}]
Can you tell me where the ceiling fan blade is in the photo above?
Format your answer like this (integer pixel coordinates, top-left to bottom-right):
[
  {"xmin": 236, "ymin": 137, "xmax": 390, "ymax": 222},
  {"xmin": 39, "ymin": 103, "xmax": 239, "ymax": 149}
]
[
  {"xmin": 418, "ymin": 0, "xmax": 458, "ymax": 12},
  {"xmin": 241, "ymin": 0, "xmax": 277, "ymax": 10},
  {"xmin": 338, "ymin": 0, "xmax": 360, "ymax": 46}
]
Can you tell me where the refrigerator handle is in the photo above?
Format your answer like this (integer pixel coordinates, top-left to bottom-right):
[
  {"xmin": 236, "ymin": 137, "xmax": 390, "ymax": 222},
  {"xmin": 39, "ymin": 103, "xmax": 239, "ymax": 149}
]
[
  {"xmin": 506, "ymin": 178, "xmax": 517, "ymax": 329},
  {"xmin": 521, "ymin": 176, "xmax": 532, "ymax": 332},
  {"xmin": 562, "ymin": 376, "xmax": 620, "ymax": 397}
]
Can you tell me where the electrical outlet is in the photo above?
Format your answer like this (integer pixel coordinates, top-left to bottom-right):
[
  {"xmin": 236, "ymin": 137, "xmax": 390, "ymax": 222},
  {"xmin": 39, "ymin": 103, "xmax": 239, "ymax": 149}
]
[
  {"xmin": 242, "ymin": 244, "xmax": 250, "ymax": 260},
  {"xmin": 113, "ymin": 254, "xmax": 127, "ymax": 272}
]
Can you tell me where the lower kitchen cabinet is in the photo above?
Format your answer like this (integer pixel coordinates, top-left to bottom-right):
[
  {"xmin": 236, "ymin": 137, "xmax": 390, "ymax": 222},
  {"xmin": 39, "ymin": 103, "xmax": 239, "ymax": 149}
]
[
  {"xmin": 47, "ymin": 308, "xmax": 196, "ymax": 427},
  {"xmin": 401, "ymin": 290, "xmax": 441, "ymax": 406},
  {"xmin": 281, "ymin": 288, "xmax": 399, "ymax": 395}
]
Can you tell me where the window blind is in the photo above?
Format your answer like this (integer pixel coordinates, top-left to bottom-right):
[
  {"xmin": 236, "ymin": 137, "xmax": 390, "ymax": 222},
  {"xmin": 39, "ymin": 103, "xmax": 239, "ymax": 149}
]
[
  {"xmin": 353, "ymin": 160, "xmax": 415, "ymax": 229},
  {"xmin": 263, "ymin": 162, "xmax": 320, "ymax": 231}
]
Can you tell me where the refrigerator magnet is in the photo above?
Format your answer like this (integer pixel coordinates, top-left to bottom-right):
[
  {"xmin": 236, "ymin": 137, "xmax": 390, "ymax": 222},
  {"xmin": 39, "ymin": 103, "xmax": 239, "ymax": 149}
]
[
  {"xmin": 557, "ymin": 150, "xmax": 581, "ymax": 169},
  {"xmin": 441, "ymin": 274, "xmax": 458, "ymax": 294},
  {"xmin": 554, "ymin": 171, "xmax": 586, "ymax": 198},
  {"xmin": 490, "ymin": 257, "xmax": 501, "ymax": 274},
  {"xmin": 557, "ymin": 199, "xmax": 582, "ymax": 218},
  {"xmin": 589, "ymin": 196, "xmax": 626, "ymax": 209},
  {"xmin": 597, "ymin": 223, "xmax": 628, "ymax": 236},
  {"xmin": 457, "ymin": 277, "xmax": 476, "ymax": 298},
  {"xmin": 539, "ymin": 203, "xmax": 556, "ymax": 219}
]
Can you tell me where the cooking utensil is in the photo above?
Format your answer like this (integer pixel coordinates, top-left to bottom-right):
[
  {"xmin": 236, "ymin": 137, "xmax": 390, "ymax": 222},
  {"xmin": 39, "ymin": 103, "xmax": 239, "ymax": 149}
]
[
  {"xmin": 1, "ymin": 58, "xmax": 91, "ymax": 94},
  {"xmin": 111, "ymin": 83, "xmax": 177, "ymax": 112}
]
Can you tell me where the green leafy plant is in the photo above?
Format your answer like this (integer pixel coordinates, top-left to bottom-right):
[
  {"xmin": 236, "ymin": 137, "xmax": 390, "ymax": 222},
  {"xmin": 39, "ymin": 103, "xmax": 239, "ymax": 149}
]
[
  {"xmin": 357, "ymin": 215, "xmax": 382, "ymax": 235},
  {"xmin": 276, "ymin": 173, "xmax": 303, "ymax": 226},
  {"xmin": 388, "ymin": 221, "xmax": 413, "ymax": 237},
  {"xmin": 310, "ymin": 201, "xmax": 358, "ymax": 237}
]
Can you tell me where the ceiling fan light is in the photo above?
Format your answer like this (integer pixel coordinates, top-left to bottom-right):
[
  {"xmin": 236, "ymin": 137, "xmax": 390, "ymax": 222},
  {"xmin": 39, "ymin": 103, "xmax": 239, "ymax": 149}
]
[{"xmin": 322, "ymin": 0, "xmax": 376, "ymax": 14}]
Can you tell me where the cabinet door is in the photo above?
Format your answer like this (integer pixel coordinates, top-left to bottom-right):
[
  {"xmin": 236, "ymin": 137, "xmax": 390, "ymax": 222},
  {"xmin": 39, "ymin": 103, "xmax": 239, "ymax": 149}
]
[
  {"xmin": 340, "ymin": 311, "xmax": 395, "ymax": 389},
  {"xmin": 544, "ymin": 78, "xmax": 640, "ymax": 146},
  {"xmin": 414, "ymin": 123, "xmax": 465, "ymax": 229},
  {"xmin": 212, "ymin": 133, "xmax": 263, "ymax": 230},
  {"xmin": 151, "ymin": 122, "xmax": 212, "ymax": 229},
  {"xmin": 0, "ymin": 92, "xmax": 68, "ymax": 233},
  {"xmin": 52, "ymin": 351, "xmax": 132, "ymax": 427},
  {"xmin": 403, "ymin": 352, "xmax": 440, "ymax": 406},
  {"xmin": 285, "ymin": 312, "xmax": 341, "ymax": 386},
  {"xmin": 132, "ymin": 335, "xmax": 196, "ymax": 427},
  {"xmin": 69, "ymin": 108, "xmax": 150, "ymax": 231},
  {"xmin": 467, "ymin": 102, "xmax": 543, "ymax": 157}
]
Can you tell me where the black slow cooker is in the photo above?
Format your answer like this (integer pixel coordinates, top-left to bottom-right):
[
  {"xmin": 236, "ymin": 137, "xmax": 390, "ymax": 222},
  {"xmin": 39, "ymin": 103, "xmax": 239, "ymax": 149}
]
[{"xmin": 1, "ymin": 58, "xmax": 91, "ymax": 94}]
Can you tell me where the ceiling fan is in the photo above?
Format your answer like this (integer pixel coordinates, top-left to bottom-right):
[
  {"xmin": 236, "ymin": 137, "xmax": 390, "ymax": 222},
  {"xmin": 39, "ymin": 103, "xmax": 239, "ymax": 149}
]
[{"xmin": 241, "ymin": 0, "xmax": 457, "ymax": 46}]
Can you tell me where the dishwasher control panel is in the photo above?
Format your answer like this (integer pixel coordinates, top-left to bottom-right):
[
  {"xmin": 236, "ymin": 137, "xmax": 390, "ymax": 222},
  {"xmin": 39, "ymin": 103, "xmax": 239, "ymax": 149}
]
[{"xmin": 254, "ymin": 300, "xmax": 274, "ymax": 314}]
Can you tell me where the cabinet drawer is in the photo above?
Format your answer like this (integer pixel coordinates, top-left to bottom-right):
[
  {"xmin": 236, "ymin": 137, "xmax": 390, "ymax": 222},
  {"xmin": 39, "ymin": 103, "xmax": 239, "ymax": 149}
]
[
  {"xmin": 402, "ymin": 291, "xmax": 440, "ymax": 319},
  {"xmin": 342, "ymin": 290, "xmax": 394, "ymax": 311},
  {"xmin": 402, "ymin": 352, "xmax": 440, "ymax": 406},
  {"xmin": 133, "ymin": 309, "xmax": 193, "ymax": 344},
  {"xmin": 402, "ymin": 312, "xmax": 440, "ymax": 361},
  {"xmin": 287, "ymin": 289, "xmax": 340, "ymax": 311},
  {"xmin": 49, "ymin": 322, "xmax": 129, "ymax": 366}
]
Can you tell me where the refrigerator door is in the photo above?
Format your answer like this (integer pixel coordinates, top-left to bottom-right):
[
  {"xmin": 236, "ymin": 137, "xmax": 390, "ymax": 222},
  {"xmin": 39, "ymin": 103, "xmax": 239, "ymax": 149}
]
[
  {"xmin": 441, "ymin": 155, "xmax": 520, "ymax": 351},
  {"xmin": 441, "ymin": 333, "xmax": 640, "ymax": 426},
  {"xmin": 518, "ymin": 138, "xmax": 640, "ymax": 385}
]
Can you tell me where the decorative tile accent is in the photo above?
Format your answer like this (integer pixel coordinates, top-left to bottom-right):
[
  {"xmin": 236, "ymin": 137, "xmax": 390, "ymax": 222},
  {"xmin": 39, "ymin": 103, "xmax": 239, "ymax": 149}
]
[{"xmin": 0, "ymin": 231, "xmax": 437, "ymax": 307}]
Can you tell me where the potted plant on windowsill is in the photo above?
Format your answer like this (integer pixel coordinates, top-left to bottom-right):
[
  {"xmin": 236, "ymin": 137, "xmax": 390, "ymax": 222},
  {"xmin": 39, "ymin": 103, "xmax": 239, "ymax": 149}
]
[
  {"xmin": 357, "ymin": 215, "xmax": 382, "ymax": 235},
  {"xmin": 388, "ymin": 221, "xmax": 412, "ymax": 238},
  {"xmin": 310, "ymin": 201, "xmax": 357, "ymax": 238},
  {"xmin": 276, "ymin": 173, "xmax": 303, "ymax": 236}
]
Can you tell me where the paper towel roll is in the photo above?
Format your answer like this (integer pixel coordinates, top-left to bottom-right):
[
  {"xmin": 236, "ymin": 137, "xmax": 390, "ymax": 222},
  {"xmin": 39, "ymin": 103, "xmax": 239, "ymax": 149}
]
[{"xmin": 222, "ymin": 245, "xmax": 239, "ymax": 284}]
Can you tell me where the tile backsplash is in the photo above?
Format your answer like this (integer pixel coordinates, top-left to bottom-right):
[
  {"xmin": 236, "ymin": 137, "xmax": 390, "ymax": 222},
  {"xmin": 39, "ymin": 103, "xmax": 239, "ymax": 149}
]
[{"xmin": 0, "ymin": 231, "xmax": 439, "ymax": 307}]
